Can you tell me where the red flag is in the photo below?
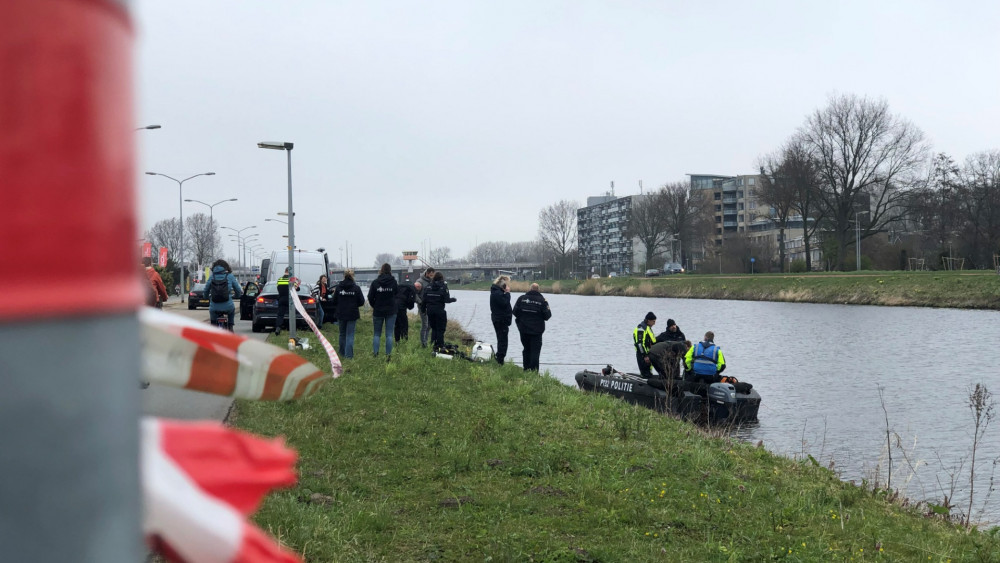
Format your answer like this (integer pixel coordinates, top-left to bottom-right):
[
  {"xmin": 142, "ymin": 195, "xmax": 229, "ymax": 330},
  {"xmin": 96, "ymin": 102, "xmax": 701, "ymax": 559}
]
[
  {"xmin": 142, "ymin": 242, "xmax": 153, "ymax": 258},
  {"xmin": 142, "ymin": 418, "xmax": 301, "ymax": 563},
  {"xmin": 158, "ymin": 247, "xmax": 168, "ymax": 268}
]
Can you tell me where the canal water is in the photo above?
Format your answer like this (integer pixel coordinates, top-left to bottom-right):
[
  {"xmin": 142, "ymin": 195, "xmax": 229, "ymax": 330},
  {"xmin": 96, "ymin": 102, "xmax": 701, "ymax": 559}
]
[{"xmin": 446, "ymin": 289, "xmax": 1000, "ymax": 524}]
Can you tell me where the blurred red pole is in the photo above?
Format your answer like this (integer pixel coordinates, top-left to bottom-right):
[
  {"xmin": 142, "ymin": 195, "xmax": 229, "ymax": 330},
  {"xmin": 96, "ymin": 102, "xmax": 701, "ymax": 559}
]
[{"xmin": 0, "ymin": 0, "xmax": 143, "ymax": 560}]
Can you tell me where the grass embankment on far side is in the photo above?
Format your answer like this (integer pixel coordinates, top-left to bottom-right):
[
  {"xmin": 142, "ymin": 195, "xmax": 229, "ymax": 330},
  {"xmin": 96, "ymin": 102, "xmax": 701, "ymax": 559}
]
[
  {"xmin": 235, "ymin": 311, "xmax": 999, "ymax": 561},
  {"xmin": 465, "ymin": 270, "xmax": 1000, "ymax": 310}
]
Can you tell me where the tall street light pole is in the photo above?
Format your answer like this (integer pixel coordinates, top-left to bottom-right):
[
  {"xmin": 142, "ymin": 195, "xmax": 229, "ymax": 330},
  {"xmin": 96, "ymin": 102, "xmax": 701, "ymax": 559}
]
[
  {"xmin": 855, "ymin": 210, "xmax": 870, "ymax": 272},
  {"xmin": 258, "ymin": 141, "xmax": 296, "ymax": 341},
  {"xmin": 146, "ymin": 171, "xmax": 215, "ymax": 302},
  {"xmin": 135, "ymin": 124, "xmax": 161, "ymax": 131},
  {"xmin": 185, "ymin": 198, "xmax": 237, "ymax": 259},
  {"xmin": 222, "ymin": 225, "xmax": 256, "ymax": 270}
]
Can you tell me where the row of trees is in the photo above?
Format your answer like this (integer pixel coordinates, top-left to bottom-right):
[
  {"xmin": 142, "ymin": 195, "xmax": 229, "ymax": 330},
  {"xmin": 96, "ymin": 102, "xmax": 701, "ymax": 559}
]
[
  {"xmin": 758, "ymin": 94, "xmax": 1000, "ymax": 272},
  {"xmin": 145, "ymin": 214, "xmax": 223, "ymax": 267}
]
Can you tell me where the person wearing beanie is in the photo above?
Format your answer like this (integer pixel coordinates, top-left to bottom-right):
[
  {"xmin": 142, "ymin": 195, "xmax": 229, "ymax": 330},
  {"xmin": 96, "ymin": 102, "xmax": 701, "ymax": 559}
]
[
  {"xmin": 656, "ymin": 318, "xmax": 686, "ymax": 344},
  {"xmin": 633, "ymin": 311, "xmax": 657, "ymax": 377}
]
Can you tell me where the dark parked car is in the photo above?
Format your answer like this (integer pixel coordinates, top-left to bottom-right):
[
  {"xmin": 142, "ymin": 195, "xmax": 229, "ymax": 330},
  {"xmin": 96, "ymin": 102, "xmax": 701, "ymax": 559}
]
[
  {"xmin": 188, "ymin": 283, "xmax": 210, "ymax": 309},
  {"xmin": 644, "ymin": 268, "xmax": 661, "ymax": 277},
  {"xmin": 663, "ymin": 262, "xmax": 685, "ymax": 274},
  {"xmin": 250, "ymin": 281, "xmax": 317, "ymax": 333}
]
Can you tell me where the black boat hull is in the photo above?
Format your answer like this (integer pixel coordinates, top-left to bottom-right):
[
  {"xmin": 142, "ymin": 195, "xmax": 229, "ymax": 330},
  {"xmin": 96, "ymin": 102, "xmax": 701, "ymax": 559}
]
[{"xmin": 575, "ymin": 370, "xmax": 761, "ymax": 424}]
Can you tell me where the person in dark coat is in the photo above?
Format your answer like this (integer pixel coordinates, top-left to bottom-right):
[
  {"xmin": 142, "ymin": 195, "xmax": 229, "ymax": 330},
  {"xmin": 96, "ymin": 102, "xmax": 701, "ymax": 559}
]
[
  {"xmin": 331, "ymin": 269, "xmax": 365, "ymax": 358},
  {"xmin": 274, "ymin": 268, "xmax": 298, "ymax": 336},
  {"xmin": 393, "ymin": 281, "xmax": 417, "ymax": 343},
  {"xmin": 513, "ymin": 283, "xmax": 551, "ymax": 372},
  {"xmin": 422, "ymin": 271, "xmax": 456, "ymax": 351},
  {"xmin": 367, "ymin": 263, "xmax": 399, "ymax": 359},
  {"xmin": 655, "ymin": 319, "xmax": 686, "ymax": 344},
  {"xmin": 489, "ymin": 275, "xmax": 512, "ymax": 365},
  {"xmin": 415, "ymin": 267, "xmax": 435, "ymax": 347}
]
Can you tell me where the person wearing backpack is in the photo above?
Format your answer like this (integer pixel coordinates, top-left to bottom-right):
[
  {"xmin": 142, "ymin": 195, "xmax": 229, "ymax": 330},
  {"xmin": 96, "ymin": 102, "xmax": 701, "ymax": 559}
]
[{"xmin": 208, "ymin": 259, "xmax": 242, "ymax": 331}]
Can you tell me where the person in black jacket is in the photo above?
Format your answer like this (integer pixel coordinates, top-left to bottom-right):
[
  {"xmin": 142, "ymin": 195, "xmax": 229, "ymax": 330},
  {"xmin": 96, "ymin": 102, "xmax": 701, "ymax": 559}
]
[
  {"xmin": 415, "ymin": 267, "xmax": 435, "ymax": 348},
  {"xmin": 367, "ymin": 263, "xmax": 399, "ymax": 359},
  {"xmin": 393, "ymin": 281, "xmax": 417, "ymax": 343},
  {"xmin": 489, "ymin": 275, "xmax": 512, "ymax": 365},
  {"xmin": 513, "ymin": 283, "xmax": 551, "ymax": 372},
  {"xmin": 331, "ymin": 269, "xmax": 365, "ymax": 358},
  {"xmin": 422, "ymin": 271, "xmax": 456, "ymax": 351}
]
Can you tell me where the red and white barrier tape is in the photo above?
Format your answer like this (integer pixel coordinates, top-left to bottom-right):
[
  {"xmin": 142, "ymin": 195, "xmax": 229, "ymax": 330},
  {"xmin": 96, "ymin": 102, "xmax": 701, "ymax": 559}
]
[
  {"xmin": 142, "ymin": 417, "xmax": 300, "ymax": 563},
  {"xmin": 140, "ymin": 308, "xmax": 329, "ymax": 400},
  {"xmin": 289, "ymin": 288, "xmax": 342, "ymax": 378}
]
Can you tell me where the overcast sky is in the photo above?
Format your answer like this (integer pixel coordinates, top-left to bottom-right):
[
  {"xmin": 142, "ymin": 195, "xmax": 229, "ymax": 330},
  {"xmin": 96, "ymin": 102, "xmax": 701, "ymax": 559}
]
[{"xmin": 135, "ymin": 0, "xmax": 1000, "ymax": 268}]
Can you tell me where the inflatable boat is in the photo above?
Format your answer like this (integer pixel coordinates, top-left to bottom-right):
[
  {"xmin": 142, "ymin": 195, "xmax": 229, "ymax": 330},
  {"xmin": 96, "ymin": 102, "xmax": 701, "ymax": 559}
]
[{"xmin": 574, "ymin": 366, "xmax": 761, "ymax": 424}]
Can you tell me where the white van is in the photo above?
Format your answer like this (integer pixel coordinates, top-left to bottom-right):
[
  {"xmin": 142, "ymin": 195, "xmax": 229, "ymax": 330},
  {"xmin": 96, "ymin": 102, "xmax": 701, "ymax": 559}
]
[{"xmin": 266, "ymin": 249, "xmax": 329, "ymax": 292}]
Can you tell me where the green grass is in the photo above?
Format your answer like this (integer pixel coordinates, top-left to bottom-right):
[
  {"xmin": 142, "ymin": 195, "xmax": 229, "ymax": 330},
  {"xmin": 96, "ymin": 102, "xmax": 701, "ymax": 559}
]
[
  {"xmin": 464, "ymin": 271, "xmax": 1000, "ymax": 309},
  {"xmin": 234, "ymin": 312, "xmax": 1000, "ymax": 561}
]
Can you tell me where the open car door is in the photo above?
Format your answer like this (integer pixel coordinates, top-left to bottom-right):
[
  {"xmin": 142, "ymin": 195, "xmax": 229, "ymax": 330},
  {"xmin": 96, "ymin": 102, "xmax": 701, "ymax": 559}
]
[{"xmin": 240, "ymin": 282, "xmax": 259, "ymax": 320}]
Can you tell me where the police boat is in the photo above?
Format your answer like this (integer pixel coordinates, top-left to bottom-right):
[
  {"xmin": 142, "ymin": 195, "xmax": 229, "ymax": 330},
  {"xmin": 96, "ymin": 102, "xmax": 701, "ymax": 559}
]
[{"xmin": 574, "ymin": 366, "xmax": 761, "ymax": 424}]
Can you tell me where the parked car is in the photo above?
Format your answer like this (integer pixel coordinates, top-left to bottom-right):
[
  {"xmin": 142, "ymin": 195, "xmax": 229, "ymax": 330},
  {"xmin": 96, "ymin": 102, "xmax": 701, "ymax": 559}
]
[
  {"xmin": 663, "ymin": 262, "xmax": 685, "ymax": 274},
  {"xmin": 250, "ymin": 281, "xmax": 317, "ymax": 333},
  {"xmin": 187, "ymin": 283, "xmax": 210, "ymax": 309},
  {"xmin": 644, "ymin": 269, "xmax": 661, "ymax": 277},
  {"xmin": 590, "ymin": 274, "xmax": 601, "ymax": 279},
  {"xmin": 608, "ymin": 272, "xmax": 618, "ymax": 278}
]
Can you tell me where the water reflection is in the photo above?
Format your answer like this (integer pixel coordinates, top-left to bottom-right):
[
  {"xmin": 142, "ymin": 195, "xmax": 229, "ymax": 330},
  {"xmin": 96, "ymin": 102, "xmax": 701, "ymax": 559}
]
[{"xmin": 447, "ymin": 289, "xmax": 1000, "ymax": 523}]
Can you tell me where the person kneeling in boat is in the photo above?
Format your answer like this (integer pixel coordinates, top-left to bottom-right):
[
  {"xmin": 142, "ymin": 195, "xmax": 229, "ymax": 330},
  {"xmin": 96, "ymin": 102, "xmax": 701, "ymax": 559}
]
[
  {"xmin": 684, "ymin": 331, "xmax": 726, "ymax": 384},
  {"xmin": 633, "ymin": 311, "xmax": 657, "ymax": 378}
]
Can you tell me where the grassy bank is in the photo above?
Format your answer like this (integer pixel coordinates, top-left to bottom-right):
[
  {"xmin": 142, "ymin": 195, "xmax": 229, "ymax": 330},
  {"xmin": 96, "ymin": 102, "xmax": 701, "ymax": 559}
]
[
  {"xmin": 234, "ymin": 312, "xmax": 999, "ymax": 561},
  {"xmin": 464, "ymin": 271, "xmax": 1000, "ymax": 310}
]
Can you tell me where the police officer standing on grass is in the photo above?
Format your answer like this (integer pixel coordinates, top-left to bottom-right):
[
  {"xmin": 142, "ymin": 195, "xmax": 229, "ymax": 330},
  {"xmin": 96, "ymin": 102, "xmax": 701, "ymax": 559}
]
[
  {"xmin": 416, "ymin": 267, "xmax": 435, "ymax": 348},
  {"xmin": 685, "ymin": 331, "xmax": 726, "ymax": 384},
  {"xmin": 513, "ymin": 283, "xmax": 551, "ymax": 372},
  {"xmin": 633, "ymin": 312, "xmax": 657, "ymax": 378},
  {"xmin": 489, "ymin": 275, "xmax": 512, "ymax": 365}
]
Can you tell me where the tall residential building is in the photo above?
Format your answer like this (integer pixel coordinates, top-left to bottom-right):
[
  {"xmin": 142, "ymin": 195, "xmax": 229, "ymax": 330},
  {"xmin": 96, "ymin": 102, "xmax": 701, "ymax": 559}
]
[
  {"xmin": 689, "ymin": 173, "xmax": 768, "ymax": 245},
  {"xmin": 577, "ymin": 194, "xmax": 638, "ymax": 276}
]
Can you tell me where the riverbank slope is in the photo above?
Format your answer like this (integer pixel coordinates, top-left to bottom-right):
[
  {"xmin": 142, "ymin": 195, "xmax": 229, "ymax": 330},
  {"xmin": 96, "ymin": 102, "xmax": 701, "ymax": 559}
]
[
  {"xmin": 467, "ymin": 271, "xmax": 1000, "ymax": 310},
  {"xmin": 233, "ymin": 312, "xmax": 997, "ymax": 561}
]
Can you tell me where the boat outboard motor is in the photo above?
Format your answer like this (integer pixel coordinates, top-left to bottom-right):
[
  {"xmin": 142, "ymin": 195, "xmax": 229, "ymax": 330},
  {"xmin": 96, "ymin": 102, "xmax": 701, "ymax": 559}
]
[{"xmin": 707, "ymin": 382, "xmax": 738, "ymax": 422}]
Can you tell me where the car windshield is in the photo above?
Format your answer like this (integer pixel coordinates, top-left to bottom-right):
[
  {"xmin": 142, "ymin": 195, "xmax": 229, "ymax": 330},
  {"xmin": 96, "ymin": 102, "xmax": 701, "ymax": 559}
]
[
  {"xmin": 261, "ymin": 282, "xmax": 309, "ymax": 295},
  {"xmin": 193, "ymin": 284, "xmax": 206, "ymax": 291}
]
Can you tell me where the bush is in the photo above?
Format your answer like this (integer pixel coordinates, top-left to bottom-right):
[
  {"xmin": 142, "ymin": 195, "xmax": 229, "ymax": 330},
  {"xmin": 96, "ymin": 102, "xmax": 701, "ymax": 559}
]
[{"xmin": 789, "ymin": 259, "xmax": 808, "ymax": 273}]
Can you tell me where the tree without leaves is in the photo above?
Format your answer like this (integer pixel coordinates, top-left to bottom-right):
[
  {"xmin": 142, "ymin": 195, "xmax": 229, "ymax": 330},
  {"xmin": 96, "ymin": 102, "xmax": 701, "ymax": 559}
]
[
  {"xmin": 538, "ymin": 200, "xmax": 578, "ymax": 271},
  {"xmin": 628, "ymin": 190, "xmax": 672, "ymax": 268},
  {"xmin": 427, "ymin": 246, "xmax": 452, "ymax": 266},
  {"xmin": 145, "ymin": 218, "xmax": 183, "ymax": 260},
  {"xmin": 662, "ymin": 181, "xmax": 713, "ymax": 269},
  {"xmin": 902, "ymin": 153, "xmax": 962, "ymax": 264},
  {"xmin": 185, "ymin": 213, "xmax": 220, "ymax": 267},
  {"xmin": 758, "ymin": 138, "xmax": 823, "ymax": 272},
  {"xmin": 373, "ymin": 253, "xmax": 403, "ymax": 268},
  {"xmin": 954, "ymin": 151, "xmax": 1000, "ymax": 269},
  {"xmin": 800, "ymin": 94, "xmax": 929, "ymax": 270}
]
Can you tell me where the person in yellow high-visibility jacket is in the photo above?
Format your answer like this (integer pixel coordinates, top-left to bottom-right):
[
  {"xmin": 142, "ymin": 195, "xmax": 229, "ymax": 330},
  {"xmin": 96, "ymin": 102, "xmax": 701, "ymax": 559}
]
[
  {"xmin": 633, "ymin": 311, "xmax": 657, "ymax": 377},
  {"xmin": 684, "ymin": 331, "xmax": 726, "ymax": 384}
]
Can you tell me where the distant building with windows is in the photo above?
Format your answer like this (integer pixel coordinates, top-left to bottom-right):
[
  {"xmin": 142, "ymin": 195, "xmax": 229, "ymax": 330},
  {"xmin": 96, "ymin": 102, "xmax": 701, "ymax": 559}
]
[{"xmin": 577, "ymin": 194, "xmax": 640, "ymax": 276}]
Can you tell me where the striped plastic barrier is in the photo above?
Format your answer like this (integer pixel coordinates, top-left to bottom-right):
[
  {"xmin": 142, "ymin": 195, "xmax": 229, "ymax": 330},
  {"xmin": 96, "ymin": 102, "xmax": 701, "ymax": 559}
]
[
  {"xmin": 140, "ymin": 308, "xmax": 329, "ymax": 400},
  {"xmin": 289, "ymin": 286, "xmax": 343, "ymax": 378}
]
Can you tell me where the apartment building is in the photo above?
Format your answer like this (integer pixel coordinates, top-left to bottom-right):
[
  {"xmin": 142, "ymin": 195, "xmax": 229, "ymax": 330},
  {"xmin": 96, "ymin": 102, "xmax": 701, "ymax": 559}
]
[
  {"xmin": 689, "ymin": 173, "xmax": 770, "ymax": 245},
  {"xmin": 576, "ymin": 194, "xmax": 638, "ymax": 276}
]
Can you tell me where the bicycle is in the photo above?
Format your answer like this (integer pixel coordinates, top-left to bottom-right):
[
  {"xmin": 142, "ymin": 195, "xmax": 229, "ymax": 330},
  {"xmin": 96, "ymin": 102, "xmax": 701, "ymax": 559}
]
[{"xmin": 215, "ymin": 312, "xmax": 233, "ymax": 332}]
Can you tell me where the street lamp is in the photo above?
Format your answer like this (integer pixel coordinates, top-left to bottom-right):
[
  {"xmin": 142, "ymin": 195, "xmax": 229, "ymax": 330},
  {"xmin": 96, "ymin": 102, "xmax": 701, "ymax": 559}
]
[
  {"xmin": 265, "ymin": 218, "xmax": 287, "ymax": 225},
  {"xmin": 258, "ymin": 141, "xmax": 296, "ymax": 340},
  {"xmin": 185, "ymin": 198, "xmax": 237, "ymax": 259},
  {"xmin": 146, "ymin": 171, "xmax": 216, "ymax": 302},
  {"xmin": 135, "ymin": 124, "xmax": 161, "ymax": 131},
  {"xmin": 854, "ymin": 210, "xmax": 870, "ymax": 271},
  {"xmin": 222, "ymin": 225, "xmax": 256, "ymax": 270}
]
